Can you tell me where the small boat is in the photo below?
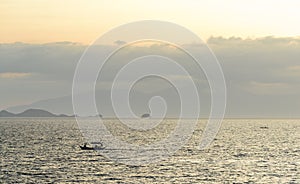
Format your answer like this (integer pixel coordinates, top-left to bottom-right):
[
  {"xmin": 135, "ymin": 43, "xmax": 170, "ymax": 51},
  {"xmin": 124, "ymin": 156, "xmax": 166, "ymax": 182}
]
[
  {"xmin": 79, "ymin": 142, "xmax": 104, "ymax": 150},
  {"xmin": 79, "ymin": 143, "xmax": 94, "ymax": 150},
  {"xmin": 79, "ymin": 145, "xmax": 94, "ymax": 150}
]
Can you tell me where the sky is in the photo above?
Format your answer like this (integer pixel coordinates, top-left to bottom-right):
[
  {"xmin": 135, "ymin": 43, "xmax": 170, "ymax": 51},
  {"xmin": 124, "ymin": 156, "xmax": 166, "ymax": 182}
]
[
  {"xmin": 0, "ymin": 0, "xmax": 300, "ymax": 117},
  {"xmin": 1, "ymin": 0, "xmax": 300, "ymax": 43}
]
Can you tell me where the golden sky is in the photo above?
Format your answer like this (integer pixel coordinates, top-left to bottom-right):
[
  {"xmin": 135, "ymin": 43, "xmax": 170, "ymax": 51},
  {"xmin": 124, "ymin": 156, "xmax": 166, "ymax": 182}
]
[{"xmin": 1, "ymin": 0, "xmax": 300, "ymax": 44}]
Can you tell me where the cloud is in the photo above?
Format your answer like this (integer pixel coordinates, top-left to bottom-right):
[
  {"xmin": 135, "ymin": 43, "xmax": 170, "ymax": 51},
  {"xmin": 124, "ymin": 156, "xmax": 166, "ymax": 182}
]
[
  {"xmin": 0, "ymin": 72, "xmax": 32, "ymax": 79},
  {"xmin": 114, "ymin": 40, "xmax": 127, "ymax": 46},
  {"xmin": 0, "ymin": 42, "xmax": 85, "ymax": 80},
  {"xmin": 285, "ymin": 65, "xmax": 300, "ymax": 76},
  {"xmin": 206, "ymin": 36, "xmax": 300, "ymax": 117},
  {"xmin": 243, "ymin": 81, "xmax": 294, "ymax": 95},
  {"xmin": 207, "ymin": 36, "xmax": 300, "ymax": 84},
  {"xmin": 1, "ymin": 37, "xmax": 300, "ymax": 117}
]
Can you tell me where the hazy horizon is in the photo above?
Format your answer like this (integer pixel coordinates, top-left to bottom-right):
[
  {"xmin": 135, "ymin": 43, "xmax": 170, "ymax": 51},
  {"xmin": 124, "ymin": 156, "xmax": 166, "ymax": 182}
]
[{"xmin": 1, "ymin": 35, "xmax": 300, "ymax": 118}]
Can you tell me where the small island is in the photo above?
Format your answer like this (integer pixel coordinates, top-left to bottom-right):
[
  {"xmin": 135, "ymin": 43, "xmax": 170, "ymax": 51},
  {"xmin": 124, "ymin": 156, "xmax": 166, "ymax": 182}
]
[{"xmin": 141, "ymin": 113, "xmax": 150, "ymax": 118}]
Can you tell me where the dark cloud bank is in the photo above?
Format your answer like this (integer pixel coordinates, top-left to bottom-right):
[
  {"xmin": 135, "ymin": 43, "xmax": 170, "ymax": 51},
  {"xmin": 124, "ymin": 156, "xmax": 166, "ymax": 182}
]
[{"xmin": 0, "ymin": 36, "xmax": 299, "ymax": 118}]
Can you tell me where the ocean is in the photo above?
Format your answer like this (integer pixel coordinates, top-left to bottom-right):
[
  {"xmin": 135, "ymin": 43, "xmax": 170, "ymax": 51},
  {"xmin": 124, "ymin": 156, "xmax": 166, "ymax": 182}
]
[{"xmin": 1, "ymin": 118, "xmax": 299, "ymax": 183}]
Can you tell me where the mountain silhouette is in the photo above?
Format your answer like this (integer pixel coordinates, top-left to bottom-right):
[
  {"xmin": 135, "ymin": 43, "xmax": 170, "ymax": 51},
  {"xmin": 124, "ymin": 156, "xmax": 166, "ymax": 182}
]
[
  {"xmin": 0, "ymin": 109, "xmax": 71, "ymax": 117},
  {"xmin": 0, "ymin": 110, "xmax": 15, "ymax": 117}
]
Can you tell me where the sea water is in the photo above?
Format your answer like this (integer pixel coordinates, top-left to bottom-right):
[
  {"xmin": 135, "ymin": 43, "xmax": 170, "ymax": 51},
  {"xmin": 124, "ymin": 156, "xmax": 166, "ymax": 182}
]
[{"xmin": 1, "ymin": 118, "xmax": 299, "ymax": 183}]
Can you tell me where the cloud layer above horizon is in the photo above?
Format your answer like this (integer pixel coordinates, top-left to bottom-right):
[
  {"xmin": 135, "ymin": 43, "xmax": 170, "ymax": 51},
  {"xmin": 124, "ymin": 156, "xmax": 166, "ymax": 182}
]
[{"xmin": 0, "ymin": 36, "xmax": 300, "ymax": 117}]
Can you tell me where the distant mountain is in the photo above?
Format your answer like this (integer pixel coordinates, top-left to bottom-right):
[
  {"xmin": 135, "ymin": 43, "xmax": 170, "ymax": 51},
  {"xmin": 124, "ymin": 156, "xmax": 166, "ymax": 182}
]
[
  {"xmin": 6, "ymin": 95, "xmax": 74, "ymax": 115},
  {"xmin": 6, "ymin": 87, "xmax": 211, "ymax": 118},
  {"xmin": 6, "ymin": 89, "xmax": 189, "ymax": 117},
  {"xmin": 0, "ymin": 109, "xmax": 71, "ymax": 117},
  {"xmin": 0, "ymin": 110, "xmax": 15, "ymax": 117},
  {"xmin": 16, "ymin": 109, "xmax": 59, "ymax": 117}
]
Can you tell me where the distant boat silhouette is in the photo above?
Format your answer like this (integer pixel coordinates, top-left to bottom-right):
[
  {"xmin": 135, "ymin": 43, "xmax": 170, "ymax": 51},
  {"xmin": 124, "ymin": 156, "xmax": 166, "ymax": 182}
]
[
  {"xmin": 79, "ymin": 145, "xmax": 94, "ymax": 150},
  {"xmin": 141, "ymin": 113, "xmax": 150, "ymax": 118},
  {"xmin": 79, "ymin": 142, "xmax": 104, "ymax": 150},
  {"xmin": 79, "ymin": 143, "xmax": 94, "ymax": 150}
]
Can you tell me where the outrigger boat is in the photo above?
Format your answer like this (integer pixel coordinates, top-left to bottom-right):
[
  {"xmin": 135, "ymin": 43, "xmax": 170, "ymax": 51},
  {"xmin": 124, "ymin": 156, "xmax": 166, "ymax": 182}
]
[
  {"xmin": 79, "ymin": 145, "xmax": 94, "ymax": 150},
  {"xmin": 79, "ymin": 142, "xmax": 104, "ymax": 150}
]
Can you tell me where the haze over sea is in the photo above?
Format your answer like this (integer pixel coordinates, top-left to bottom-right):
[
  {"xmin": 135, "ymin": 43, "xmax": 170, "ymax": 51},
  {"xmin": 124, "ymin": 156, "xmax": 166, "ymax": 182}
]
[{"xmin": 1, "ymin": 118, "xmax": 299, "ymax": 183}]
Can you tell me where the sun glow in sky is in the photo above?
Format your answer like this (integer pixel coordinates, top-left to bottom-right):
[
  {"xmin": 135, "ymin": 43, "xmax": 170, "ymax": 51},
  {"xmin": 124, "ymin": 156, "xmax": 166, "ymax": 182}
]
[{"xmin": 1, "ymin": 0, "xmax": 300, "ymax": 44}]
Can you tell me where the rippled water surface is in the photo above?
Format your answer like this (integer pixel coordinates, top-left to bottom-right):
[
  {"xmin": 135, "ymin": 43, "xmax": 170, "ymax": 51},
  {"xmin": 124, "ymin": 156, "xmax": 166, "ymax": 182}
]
[{"xmin": 1, "ymin": 118, "xmax": 299, "ymax": 183}]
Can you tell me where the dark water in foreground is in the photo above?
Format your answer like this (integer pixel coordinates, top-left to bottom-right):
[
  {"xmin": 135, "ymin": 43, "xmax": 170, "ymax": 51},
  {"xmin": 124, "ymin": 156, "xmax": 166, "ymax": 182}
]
[{"xmin": 1, "ymin": 118, "xmax": 299, "ymax": 183}]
